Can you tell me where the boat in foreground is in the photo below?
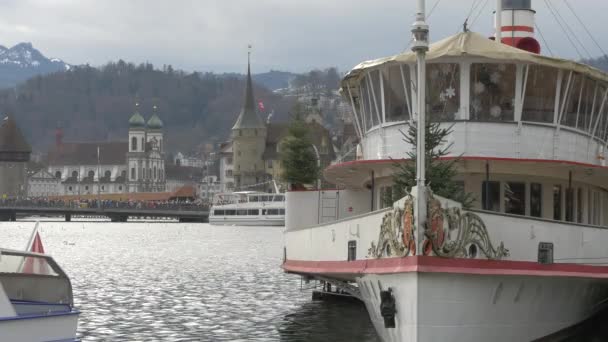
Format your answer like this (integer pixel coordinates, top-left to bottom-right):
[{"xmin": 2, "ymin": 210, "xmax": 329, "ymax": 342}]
[
  {"xmin": 209, "ymin": 191, "xmax": 285, "ymax": 226},
  {"xmin": 283, "ymin": 1, "xmax": 608, "ymax": 341},
  {"xmin": 0, "ymin": 248, "xmax": 79, "ymax": 342}
]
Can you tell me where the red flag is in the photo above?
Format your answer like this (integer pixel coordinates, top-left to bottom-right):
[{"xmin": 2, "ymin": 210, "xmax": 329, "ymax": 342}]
[
  {"xmin": 22, "ymin": 223, "xmax": 49, "ymax": 274},
  {"xmin": 258, "ymin": 101, "xmax": 265, "ymax": 111}
]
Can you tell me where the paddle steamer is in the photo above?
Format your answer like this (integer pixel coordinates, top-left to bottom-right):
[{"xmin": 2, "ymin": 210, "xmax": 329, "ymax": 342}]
[{"xmin": 283, "ymin": 0, "xmax": 608, "ymax": 340}]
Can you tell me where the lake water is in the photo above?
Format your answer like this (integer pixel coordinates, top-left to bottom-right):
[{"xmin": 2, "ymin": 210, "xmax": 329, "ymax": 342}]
[
  {"xmin": 1, "ymin": 220, "xmax": 606, "ymax": 341},
  {"xmin": 0, "ymin": 221, "xmax": 379, "ymax": 342}
]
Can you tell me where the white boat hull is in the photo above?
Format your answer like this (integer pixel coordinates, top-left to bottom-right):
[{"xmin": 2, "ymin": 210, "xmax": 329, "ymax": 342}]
[
  {"xmin": 358, "ymin": 271, "xmax": 608, "ymax": 342},
  {"xmin": 0, "ymin": 310, "xmax": 79, "ymax": 342},
  {"xmin": 209, "ymin": 217, "xmax": 284, "ymax": 226}
]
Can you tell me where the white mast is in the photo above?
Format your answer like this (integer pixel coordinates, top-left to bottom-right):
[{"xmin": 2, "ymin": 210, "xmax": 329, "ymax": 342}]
[
  {"xmin": 412, "ymin": 0, "xmax": 429, "ymax": 252},
  {"xmin": 495, "ymin": 0, "xmax": 503, "ymax": 42}
]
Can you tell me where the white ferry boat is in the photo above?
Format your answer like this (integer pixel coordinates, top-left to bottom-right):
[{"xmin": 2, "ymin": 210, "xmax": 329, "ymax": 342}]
[
  {"xmin": 0, "ymin": 248, "xmax": 79, "ymax": 341},
  {"xmin": 283, "ymin": 1, "xmax": 608, "ymax": 341},
  {"xmin": 209, "ymin": 191, "xmax": 285, "ymax": 226}
]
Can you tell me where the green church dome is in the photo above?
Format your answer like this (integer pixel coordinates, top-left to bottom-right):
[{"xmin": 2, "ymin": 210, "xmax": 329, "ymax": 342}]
[
  {"xmin": 147, "ymin": 114, "xmax": 163, "ymax": 129},
  {"xmin": 129, "ymin": 111, "xmax": 146, "ymax": 128}
]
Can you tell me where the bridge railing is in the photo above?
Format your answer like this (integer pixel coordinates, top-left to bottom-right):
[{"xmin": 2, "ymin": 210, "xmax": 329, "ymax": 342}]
[{"xmin": 0, "ymin": 199, "xmax": 209, "ymax": 212}]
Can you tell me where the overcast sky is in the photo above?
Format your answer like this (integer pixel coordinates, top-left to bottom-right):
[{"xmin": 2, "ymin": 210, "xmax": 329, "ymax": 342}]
[{"xmin": 0, "ymin": 0, "xmax": 606, "ymax": 74}]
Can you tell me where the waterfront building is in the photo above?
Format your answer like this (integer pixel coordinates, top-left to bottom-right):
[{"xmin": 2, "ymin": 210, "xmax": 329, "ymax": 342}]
[
  {"xmin": 47, "ymin": 105, "xmax": 166, "ymax": 195},
  {"xmin": 27, "ymin": 169, "xmax": 61, "ymax": 197},
  {"xmin": 0, "ymin": 116, "xmax": 31, "ymax": 198}
]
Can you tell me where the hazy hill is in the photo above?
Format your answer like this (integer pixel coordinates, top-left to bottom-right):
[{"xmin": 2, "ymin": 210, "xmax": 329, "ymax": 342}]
[
  {"xmin": 0, "ymin": 43, "xmax": 69, "ymax": 89},
  {"xmin": 0, "ymin": 61, "xmax": 296, "ymax": 153},
  {"xmin": 583, "ymin": 56, "xmax": 608, "ymax": 72}
]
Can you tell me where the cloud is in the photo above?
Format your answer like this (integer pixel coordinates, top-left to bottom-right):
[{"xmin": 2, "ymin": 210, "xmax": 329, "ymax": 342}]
[{"xmin": 0, "ymin": 0, "xmax": 604, "ymax": 73}]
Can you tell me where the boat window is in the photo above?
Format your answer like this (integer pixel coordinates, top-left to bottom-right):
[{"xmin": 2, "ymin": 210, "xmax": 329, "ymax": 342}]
[
  {"xmin": 577, "ymin": 188, "xmax": 583, "ymax": 223},
  {"xmin": 214, "ymin": 210, "xmax": 224, "ymax": 216},
  {"xmin": 592, "ymin": 191, "xmax": 601, "ymax": 225},
  {"xmin": 0, "ymin": 252, "xmax": 59, "ymax": 276},
  {"xmin": 237, "ymin": 209, "xmax": 247, "ymax": 216},
  {"xmin": 279, "ymin": 209, "xmax": 285, "ymax": 215},
  {"xmin": 522, "ymin": 65, "xmax": 557, "ymax": 123},
  {"xmin": 266, "ymin": 209, "xmax": 280, "ymax": 215},
  {"xmin": 576, "ymin": 79, "xmax": 599, "ymax": 133},
  {"xmin": 274, "ymin": 195, "xmax": 284, "ymax": 202},
  {"xmin": 559, "ymin": 73, "xmax": 583, "ymax": 129},
  {"xmin": 225, "ymin": 210, "xmax": 236, "ymax": 216},
  {"xmin": 482, "ymin": 181, "xmax": 500, "ymax": 212},
  {"xmin": 595, "ymin": 85, "xmax": 608, "ymax": 141},
  {"xmin": 360, "ymin": 73, "xmax": 373, "ymax": 131},
  {"xmin": 470, "ymin": 63, "xmax": 516, "ymax": 122},
  {"xmin": 383, "ymin": 65, "xmax": 411, "ymax": 122},
  {"xmin": 504, "ymin": 182, "xmax": 525, "ymax": 215},
  {"xmin": 369, "ymin": 69, "xmax": 382, "ymax": 127},
  {"xmin": 427, "ymin": 63, "xmax": 460, "ymax": 121},
  {"xmin": 553, "ymin": 185, "xmax": 562, "ymax": 221},
  {"xmin": 247, "ymin": 209, "xmax": 259, "ymax": 215},
  {"xmin": 565, "ymin": 187, "xmax": 575, "ymax": 222},
  {"xmin": 530, "ymin": 183, "xmax": 542, "ymax": 218}
]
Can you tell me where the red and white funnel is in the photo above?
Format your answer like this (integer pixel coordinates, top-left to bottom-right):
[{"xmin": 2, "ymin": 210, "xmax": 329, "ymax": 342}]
[{"xmin": 495, "ymin": 0, "xmax": 541, "ymax": 54}]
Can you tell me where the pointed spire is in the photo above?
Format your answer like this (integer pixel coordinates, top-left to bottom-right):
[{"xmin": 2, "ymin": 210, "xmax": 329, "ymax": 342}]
[{"xmin": 232, "ymin": 45, "xmax": 265, "ymax": 130}]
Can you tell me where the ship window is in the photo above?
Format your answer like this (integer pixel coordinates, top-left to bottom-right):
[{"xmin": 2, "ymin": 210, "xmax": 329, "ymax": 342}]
[
  {"xmin": 274, "ymin": 195, "xmax": 284, "ymax": 202},
  {"xmin": 504, "ymin": 182, "xmax": 525, "ymax": 215},
  {"xmin": 383, "ymin": 65, "xmax": 411, "ymax": 122},
  {"xmin": 470, "ymin": 63, "xmax": 516, "ymax": 122},
  {"xmin": 225, "ymin": 210, "xmax": 236, "ymax": 216},
  {"xmin": 237, "ymin": 209, "xmax": 247, "ymax": 215},
  {"xmin": 369, "ymin": 70, "xmax": 381, "ymax": 127},
  {"xmin": 247, "ymin": 209, "xmax": 259, "ymax": 215},
  {"xmin": 530, "ymin": 183, "xmax": 542, "ymax": 218},
  {"xmin": 279, "ymin": 209, "xmax": 285, "ymax": 215},
  {"xmin": 559, "ymin": 73, "xmax": 583, "ymax": 129},
  {"xmin": 267, "ymin": 209, "xmax": 279, "ymax": 215},
  {"xmin": 427, "ymin": 63, "xmax": 460, "ymax": 121},
  {"xmin": 482, "ymin": 181, "xmax": 500, "ymax": 212},
  {"xmin": 522, "ymin": 65, "xmax": 557, "ymax": 123},
  {"xmin": 360, "ymin": 73, "xmax": 373, "ymax": 131},
  {"xmin": 577, "ymin": 188, "xmax": 584, "ymax": 223},
  {"xmin": 538, "ymin": 242, "xmax": 554, "ymax": 264},
  {"xmin": 553, "ymin": 185, "xmax": 563, "ymax": 221},
  {"xmin": 565, "ymin": 187, "xmax": 575, "ymax": 222},
  {"xmin": 576, "ymin": 79, "xmax": 599, "ymax": 133},
  {"xmin": 348, "ymin": 241, "xmax": 357, "ymax": 261}
]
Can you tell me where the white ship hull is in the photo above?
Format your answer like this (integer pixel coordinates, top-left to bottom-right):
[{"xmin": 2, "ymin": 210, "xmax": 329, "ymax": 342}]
[
  {"xmin": 209, "ymin": 217, "xmax": 285, "ymax": 226},
  {"xmin": 0, "ymin": 309, "xmax": 79, "ymax": 342},
  {"xmin": 359, "ymin": 271, "xmax": 608, "ymax": 342}
]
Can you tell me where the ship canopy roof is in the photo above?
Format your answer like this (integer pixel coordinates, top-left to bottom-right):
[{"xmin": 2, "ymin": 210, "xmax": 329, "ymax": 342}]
[{"xmin": 341, "ymin": 31, "xmax": 608, "ymax": 89}]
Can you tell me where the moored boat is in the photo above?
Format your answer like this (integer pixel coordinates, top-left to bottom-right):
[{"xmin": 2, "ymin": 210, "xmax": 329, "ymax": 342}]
[
  {"xmin": 209, "ymin": 191, "xmax": 285, "ymax": 226},
  {"xmin": 0, "ymin": 248, "xmax": 79, "ymax": 342},
  {"xmin": 283, "ymin": 1, "xmax": 608, "ymax": 341}
]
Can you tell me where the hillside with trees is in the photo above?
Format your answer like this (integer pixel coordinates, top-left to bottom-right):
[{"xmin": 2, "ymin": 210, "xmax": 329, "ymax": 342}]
[
  {"xmin": 0, "ymin": 61, "xmax": 299, "ymax": 153},
  {"xmin": 583, "ymin": 56, "xmax": 608, "ymax": 72}
]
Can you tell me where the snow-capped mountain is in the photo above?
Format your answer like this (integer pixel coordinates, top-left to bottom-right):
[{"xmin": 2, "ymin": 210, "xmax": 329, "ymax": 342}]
[{"xmin": 0, "ymin": 42, "xmax": 70, "ymax": 88}]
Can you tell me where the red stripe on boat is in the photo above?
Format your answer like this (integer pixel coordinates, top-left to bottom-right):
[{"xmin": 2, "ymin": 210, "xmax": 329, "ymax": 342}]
[{"xmin": 283, "ymin": 256, "xmax": 608, "ymax": 279}]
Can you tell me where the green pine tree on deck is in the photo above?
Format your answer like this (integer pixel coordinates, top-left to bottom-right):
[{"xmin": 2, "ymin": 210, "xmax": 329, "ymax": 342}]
[
  {"xmin": 280, "ymin": 114, "xmax": 320, "ymax": 190},
  {"xmin": 389, "ymin": 121, "xmax": 473, "ymax": 208}
]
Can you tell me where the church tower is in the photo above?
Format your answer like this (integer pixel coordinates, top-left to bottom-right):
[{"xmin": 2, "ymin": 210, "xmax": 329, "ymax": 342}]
[
  {"xmin": 127, "ymin": 104, "xmax": 146, "ymax": 192},
  {"xmin": 145, "ymin": 106, "xmax": 165, "ymax": 192},
  {"xmin": 231, "ymin": 53, "xmax": 267, "ymax": 190}
]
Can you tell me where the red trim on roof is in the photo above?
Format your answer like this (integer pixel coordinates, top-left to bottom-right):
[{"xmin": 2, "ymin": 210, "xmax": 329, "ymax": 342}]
[
  {"xmin": 501, "ymin": 25, "xmax": 534, "ymax": 33},
  {"xmin": 283, "ymin": 256, "xmax": 608, "ymax": 279},
  {"xmin": 326, "ymin": 156, "xmax": 607, "ymax": 171}
]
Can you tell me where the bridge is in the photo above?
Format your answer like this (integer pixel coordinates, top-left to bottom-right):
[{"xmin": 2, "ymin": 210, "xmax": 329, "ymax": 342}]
[{"xmin": 0, "ymin": 202, "xmax": 209, "ymax": 222}]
